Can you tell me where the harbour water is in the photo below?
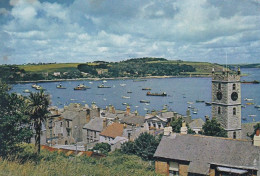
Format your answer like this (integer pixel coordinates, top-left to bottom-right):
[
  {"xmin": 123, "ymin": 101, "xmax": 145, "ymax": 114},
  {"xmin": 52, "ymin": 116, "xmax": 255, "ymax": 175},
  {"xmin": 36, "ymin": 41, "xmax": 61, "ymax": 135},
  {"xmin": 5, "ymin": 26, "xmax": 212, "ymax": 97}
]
[{"xmin": 10, "ymin": 68, "xmax": 260, "ymax": 122}]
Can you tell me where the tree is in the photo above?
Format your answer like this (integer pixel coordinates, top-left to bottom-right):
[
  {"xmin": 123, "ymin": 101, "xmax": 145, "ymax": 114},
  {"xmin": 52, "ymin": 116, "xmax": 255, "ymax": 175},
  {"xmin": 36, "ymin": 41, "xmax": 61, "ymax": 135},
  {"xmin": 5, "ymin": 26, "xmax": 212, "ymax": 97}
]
[
  {"xmin": 92, "ymin": 142, "xmax": 111, "ymax": 155},
  {"xmin": 26, "ymin": 90, "xmax": 50, "ymax": 154},
  {"xmin": 0, "ymin": 81, "xmax": 32, "ymax": 158},
  {"xmin": 248, "ymin": 123, "xmax": 260, "ymax": 139},
  {"xmin": 202, "ymin": 118, "xmax": 227, "ymax": 137},
  {"xmin": 170, "ymin": 117, "xmax": 194, "ymax": 134},
  {"xmin": 121, "ymin": 132, "xmax": 161, "ymax": 160}
]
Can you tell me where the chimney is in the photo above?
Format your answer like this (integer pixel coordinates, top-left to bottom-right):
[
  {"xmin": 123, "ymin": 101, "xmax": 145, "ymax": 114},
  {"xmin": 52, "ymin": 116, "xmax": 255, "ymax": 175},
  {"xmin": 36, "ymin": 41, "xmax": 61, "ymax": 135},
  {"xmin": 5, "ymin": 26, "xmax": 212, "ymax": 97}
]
[
  {"xmin": 126, "ymin": 105, "xmax": 130, "ymax": 116},
  {"xmin": 212, "ymin": 68, "xmax": 215, "ymax": 75},
  {"xmin": 103, "ymin": 118, "xmax": 107, "ymax": 129},
  {"xmin": 97, "ymin": 108, "xmax": 100, "ymax": 117},
  {"xmin": 112, "ymin": 106, "xmax": 115, "ymax": 114},
  {"xmin": 254, "ymin": 129, "xmax": 260, "ymax": 146},
  {"xmin": 134, "ymin": 110, "xmax": 138, "ymax": 116},
  {"xmin": 109, "ymin": 104, "xmax": 113, "ymax": 113},
  {"xmin": 164, "ymin": 126, "xmax": 173, "ymax": 136},
  {"xmin": 180, "ymin": 121, "xmax": 188, "ymax": 134},
  {"xmin": 222, "ymin": 67, "xmax": 226, "ymax": 75},
  {"xmin": 151, "ymin": 110, "xmax": 157, "ymax": 116},
  {"xmin": 86, "ymin": 109, "xmax": 90, "ymax": 123}
]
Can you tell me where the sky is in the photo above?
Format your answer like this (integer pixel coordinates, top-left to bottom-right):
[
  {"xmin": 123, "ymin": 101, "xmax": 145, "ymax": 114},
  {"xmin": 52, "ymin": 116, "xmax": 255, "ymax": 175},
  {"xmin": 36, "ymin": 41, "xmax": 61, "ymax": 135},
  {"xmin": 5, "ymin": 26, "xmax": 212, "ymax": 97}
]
[{"xmin": 0, "ymin": 0, "xmax": 260, "ymax": 65}]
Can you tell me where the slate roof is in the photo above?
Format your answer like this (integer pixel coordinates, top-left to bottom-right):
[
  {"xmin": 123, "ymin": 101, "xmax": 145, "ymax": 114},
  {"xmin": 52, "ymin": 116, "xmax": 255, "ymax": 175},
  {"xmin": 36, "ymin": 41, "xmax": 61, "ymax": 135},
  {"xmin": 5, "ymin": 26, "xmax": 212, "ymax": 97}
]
[
  {"xmin": 83, "ymin": 118, "xmax": 103, "ymax": 132},
  {"xmin": 154, "ymin": 134, "xmax": 260, "ymax": 175},
  {"xmin": 189, "ymin": 118, "xmax": 205, "ymax": 129},
  {"xmin": 120, "ymin": 116, "xmax": 145, "ymax": 126},
  {"xmin": 100, "ymin": 123, "xmax": 124, "ymax": 138}
]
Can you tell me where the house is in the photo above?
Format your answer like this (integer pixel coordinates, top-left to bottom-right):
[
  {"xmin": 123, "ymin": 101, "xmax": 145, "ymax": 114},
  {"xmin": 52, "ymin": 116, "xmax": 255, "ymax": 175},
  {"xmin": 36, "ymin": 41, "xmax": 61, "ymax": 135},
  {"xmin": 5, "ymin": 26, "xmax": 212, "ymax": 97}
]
[
  {"xmin": 82, "ymin": 117, "xmax": 105, "ymax": 144},
  {"xmin": 99, "ymin": 122, "xmax": 128, "ymax": 151},
  {"xmin": 154, "ymin": 130, "xmax": 260, "ymax": 176},
  {"xmin": 188, "ymin": 118, "xmax": 205, "ymax": 134},
  {"xmin": 53, "ymin": 72, "xmax": 61, "ymax": 76}
]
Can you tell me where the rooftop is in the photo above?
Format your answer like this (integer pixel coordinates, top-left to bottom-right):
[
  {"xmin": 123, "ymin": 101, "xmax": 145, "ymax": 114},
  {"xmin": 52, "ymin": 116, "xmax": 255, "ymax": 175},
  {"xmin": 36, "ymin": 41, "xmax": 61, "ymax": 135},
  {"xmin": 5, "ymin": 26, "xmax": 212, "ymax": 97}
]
[
  {"xmin": 154, "ymin": 133, "xmax": 260, "ymax": 175},
  {"xmin": 83, "ymin": 117, "xmax": 104, "ymax": 132},
  {"xmin": 100, "ymin": 123, "xmax": 124, "ymax": 138}
]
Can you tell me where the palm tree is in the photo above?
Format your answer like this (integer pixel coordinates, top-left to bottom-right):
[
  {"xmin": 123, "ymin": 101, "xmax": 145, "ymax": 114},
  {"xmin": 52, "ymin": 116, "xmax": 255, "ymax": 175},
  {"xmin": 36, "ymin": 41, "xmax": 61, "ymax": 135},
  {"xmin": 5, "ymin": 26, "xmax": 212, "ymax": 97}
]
[{"xmin": 27, "ymin": 90, "xmax": 50, "ymax": 154}]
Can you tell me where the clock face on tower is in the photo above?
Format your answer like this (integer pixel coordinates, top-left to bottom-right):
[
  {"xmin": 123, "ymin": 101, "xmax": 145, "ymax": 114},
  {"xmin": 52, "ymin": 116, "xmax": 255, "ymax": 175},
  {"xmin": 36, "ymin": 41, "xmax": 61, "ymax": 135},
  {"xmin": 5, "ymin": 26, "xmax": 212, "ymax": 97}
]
[
  {"xmin": 231, "ymin": 92, "xmax": 238, "ymax": 101},
  {"xmin": 217, "ymin": 91, "xmax": 222, "ymax": 100}
]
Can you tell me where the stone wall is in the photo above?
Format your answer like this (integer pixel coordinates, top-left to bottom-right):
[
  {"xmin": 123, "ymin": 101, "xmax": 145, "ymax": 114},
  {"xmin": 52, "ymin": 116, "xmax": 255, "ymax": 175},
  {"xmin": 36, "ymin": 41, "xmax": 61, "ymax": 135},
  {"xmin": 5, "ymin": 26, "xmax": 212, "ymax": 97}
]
[{"xmin": 155, "ymin": 160, "xmax": 169, "ymax": 176}]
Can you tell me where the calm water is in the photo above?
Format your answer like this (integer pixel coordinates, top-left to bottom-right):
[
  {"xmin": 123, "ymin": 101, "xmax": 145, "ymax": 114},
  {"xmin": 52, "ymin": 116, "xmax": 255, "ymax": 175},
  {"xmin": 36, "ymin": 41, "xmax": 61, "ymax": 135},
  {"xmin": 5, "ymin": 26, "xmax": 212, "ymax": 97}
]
[{"xmin": 10, "ymin": 68, "xmax": 260, "ymax": 123}]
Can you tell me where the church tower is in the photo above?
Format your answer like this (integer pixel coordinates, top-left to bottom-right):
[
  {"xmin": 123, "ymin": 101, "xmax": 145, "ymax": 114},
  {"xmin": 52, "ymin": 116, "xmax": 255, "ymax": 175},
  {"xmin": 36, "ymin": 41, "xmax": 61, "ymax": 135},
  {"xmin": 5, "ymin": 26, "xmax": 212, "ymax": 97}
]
[{"xmin": 211, "ymin": 67, "xmax": 242, "ymax": 139}]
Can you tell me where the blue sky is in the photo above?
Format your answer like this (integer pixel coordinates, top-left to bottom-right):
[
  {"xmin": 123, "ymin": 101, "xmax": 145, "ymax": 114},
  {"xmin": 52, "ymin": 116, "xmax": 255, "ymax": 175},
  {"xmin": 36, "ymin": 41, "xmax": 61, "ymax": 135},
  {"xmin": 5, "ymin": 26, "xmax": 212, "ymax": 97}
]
[{"xmin": 0, "ymin": 0, "xmax": 260, "ymax": 64}]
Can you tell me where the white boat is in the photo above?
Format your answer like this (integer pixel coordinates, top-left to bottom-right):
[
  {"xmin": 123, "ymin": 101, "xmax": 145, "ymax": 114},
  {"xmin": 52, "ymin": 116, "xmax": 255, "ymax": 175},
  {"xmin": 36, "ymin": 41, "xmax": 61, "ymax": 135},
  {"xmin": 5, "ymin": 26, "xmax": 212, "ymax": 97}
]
[
  {"xmin": 145, "ymin": 103, "xmax": 150, "ymax": 106},
  {"xmin": 103, "ymin": 80, "xmax": 107, "ymax": 83},
  {"xmin": 187, "ymin": 102, "xmax": 194, "ymax": 104},
  {"xmin": 255, "ymin": 105, "xmax": 260, "ymax": 108},
  {"xmin": 122, "ymin": 96, "xmax": 130, "ymax": 99},
  {"xmin": 193, "ymin": 111, "xmax": 198, "ymax": 114},
  {"xmin": 35, "ymin": 85, "xmax": 43, "ymax": 90},
  {"xmin": 23, "ymin": 89, "xmax": 30, "ymax": 93},
  {"xmin": 31, "ymin": 84, "xmax": 37, "ymax": 88},
  {"xmin": 89, "ymin": 82, "xmax": 93, "ymax": 84},
  {"xmin": 120, "ymin": 84, "xmax": 126, "ymax": 87},
  {"xmin": 244, "ymin": 98, "xmax": 254, "ymax": 101},
  {"xmin": 249, "ymin": 115, "xmax": 256, "ymax": 117}
]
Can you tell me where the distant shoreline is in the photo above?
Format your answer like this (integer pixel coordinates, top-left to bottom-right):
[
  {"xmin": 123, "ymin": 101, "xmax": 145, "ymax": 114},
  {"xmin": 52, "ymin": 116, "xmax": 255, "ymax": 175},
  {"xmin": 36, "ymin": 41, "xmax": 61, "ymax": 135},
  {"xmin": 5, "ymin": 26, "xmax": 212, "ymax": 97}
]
[{"xmin": 14, "ymin": 74, "xmax": 212, "ymax": 84}]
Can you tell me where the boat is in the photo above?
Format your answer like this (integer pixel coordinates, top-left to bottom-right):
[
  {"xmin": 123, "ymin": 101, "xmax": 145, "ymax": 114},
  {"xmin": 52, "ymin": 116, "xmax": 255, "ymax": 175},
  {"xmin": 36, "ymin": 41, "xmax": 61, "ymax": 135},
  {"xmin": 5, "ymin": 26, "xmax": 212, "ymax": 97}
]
[
  {"xmin": 193, "ymin": 111, "xmax": 198, "ymax": 114},
  {"xmin": 196, "ymin": 100, "xmax": 205, "ymax": 103},
  {"xmin": 120, "ymin": 84, "xmax": 126, "ymax": 87},
  {"xmin": 244, "ymin": 98, "xmax": 254, "ymax": 101},
  {"xmin": 241, "ymin": 105, "xmax": 246, "ymax": 108},
  {"xmin": 89, "ymin": 82, "xmax": 93, "ymax": 84},
  {"xmin": 255, "ymin": 105, "xmax": 260, "ymax": 108},
  {"xmin": 187, "ymin": 102, "xmax": 194, "ymax": 104},
  {"xmin": 56, "ymin": 84, "xmax": 66, "ymax": 89},
  {"xmin": 140, "ymin": 100, "xmax": 150, "ymax": 103},
  {"xmin": 133, "ymin": 79, "xmax": 147, "ymax": 82},
  {"xmin": 241, "ymin": 80, "xmax": 260, "ymax": 84},
  {"xmin": 103, "ymin": 80, "xmax": 107, "ymax": 83},
  {"xmin": 146, "ymin": 91, "xmax": 167, "ymax": 96},
  {"xmin": 127, "ymin": 91, "xmax": 132, "ymax": 93},
  {"xmin": 98, "ymin": 84, "xmax": 111, "ymax": 88},
  {"xmin": 31, "ymin": 84, "xmax": 37, "ymax": 88},
  {"xmin": 142, "ymin": 88, "xmax": 151, "ymax": 90},
  {"xmin": 122, "ymin": 96, "xmax": 130, "ymax": 99},
  {"xmin": 249, "ymin": 115, "xmax": 257, "ymax": 117},
  {"xmin": 205, "ymin": 102, "xmax": 212, "ymax": 106},
  {"xmin": 23, "ymin": 89, "xmax": 30, "ymax": 93},
  {"xmin": 35, "ymin": 85, "xmax": 44, "ymax": 90},
  {"xmin": 74, "ymin": 84, "xmax": 88, "ymax": 90},
  {"xmin": 122, "ymin": 103, "xmax": 127, "ymax": 105},
  {"xmin": 246, "ymin": 102, "xmax": 254, "ymax": 105},
  {"xmin": 242, "ymin": 117, "xmax": 247, "ymax": 120}
]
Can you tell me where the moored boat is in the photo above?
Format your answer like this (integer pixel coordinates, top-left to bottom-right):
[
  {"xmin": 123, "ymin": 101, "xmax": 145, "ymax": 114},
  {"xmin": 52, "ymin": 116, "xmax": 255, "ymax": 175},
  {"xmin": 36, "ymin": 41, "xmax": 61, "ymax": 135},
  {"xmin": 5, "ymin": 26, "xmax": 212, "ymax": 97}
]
[
  {"xmin": 56, "ymin": 84, "xmax": 66, "ymax": 89},
  {"xmin": 205, "ymin": 102, "xmax": 212, "ymax": 106},
  {"xmin": 74, "ymin": 84, "xmax": 89, "ymax": 90},
  {"xmin": 122, "ymin": 96, "xmax": 130, "ymax": 99},
  {"xmin": 142, "ymin": 88, "xmax": 151, "ymax": 90},
  {"xmin": 241, "ymin": 80, "xmax": 259, "ymax": 84},
  {"xmin": 146, "ymin": 91, "xmax": 167, "ymax": 96},
  {"xmin": 98, "ymin": 84, "xmax": 111, "ymax": 88},
  {"xmin": 140, "ymin": 100, "xmax": 150, "ymax": 103},
  {"xmin": 133, "ymin": 79, "xmax": 147, "ymax": 82},
  {"xmin": 23, "ymin": 89, "xmax": 30, "ymax": 93},
  {"xmin": 196, "ymin": 100, "xmax": 205, "ymax": 103}
]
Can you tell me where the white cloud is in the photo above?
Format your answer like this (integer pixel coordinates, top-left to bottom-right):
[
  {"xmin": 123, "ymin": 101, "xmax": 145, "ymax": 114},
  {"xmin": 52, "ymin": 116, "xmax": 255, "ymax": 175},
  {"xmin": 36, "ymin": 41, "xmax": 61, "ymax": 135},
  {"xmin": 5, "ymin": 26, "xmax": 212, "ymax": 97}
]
[{"xmin": 0, "ymin": 0, "xmax": 259, "ymax": 64}]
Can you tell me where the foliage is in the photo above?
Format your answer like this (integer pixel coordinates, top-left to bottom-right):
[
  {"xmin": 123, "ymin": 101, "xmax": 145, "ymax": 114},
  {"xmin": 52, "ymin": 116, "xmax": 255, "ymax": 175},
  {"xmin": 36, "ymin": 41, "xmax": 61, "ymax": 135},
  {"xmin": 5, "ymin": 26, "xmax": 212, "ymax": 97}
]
[
  {"xmin": 170, "ymin": 117, "xmax": 194, "ymax": 134},
  {"xmin": 92, "ymin": 142, "xmax": 111, "ymax": 155},
  {"xmin": 26, "ymin": 90, "xmax": 50, "ymax": 154},
  {"xmin": 0, "ymin": 81, "xmax": 32, "ymax": 158},
  {"xmin": 121, "ymin": 132, "xmax": 162, "ymax": 160},
  {"xmin": 202, "ymin": 118, "xmax": 227, "ymax": 137},
  {"xmin": 0, "ymin": 144, "xmax": 159, "ymax": 176},
  {"xmin": 248, "ymin": 123, "xmax": 260, "ymax": 139}
]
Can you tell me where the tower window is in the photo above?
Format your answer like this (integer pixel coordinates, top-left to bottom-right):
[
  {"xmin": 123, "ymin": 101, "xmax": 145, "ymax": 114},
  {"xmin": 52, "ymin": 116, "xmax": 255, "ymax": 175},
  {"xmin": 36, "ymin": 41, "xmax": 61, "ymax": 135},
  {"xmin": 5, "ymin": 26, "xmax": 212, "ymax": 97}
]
[
  {"xmin": 218, "ymin": 83, "xmax": 221, "ymax": 90},
  {"xmin": 218, "ymin": 107, "xmax": 221, "ymax": 114},
  {"xmin": 233, "ymin": 132, "xmax": 236, "ymax": 139},
  {"xmin": 233, "ymin": 84, "xmax": 236, "ymax": 90},
  {"xmin": 233, "ymin": 108, "xmax": 236, "ymax": 115}
]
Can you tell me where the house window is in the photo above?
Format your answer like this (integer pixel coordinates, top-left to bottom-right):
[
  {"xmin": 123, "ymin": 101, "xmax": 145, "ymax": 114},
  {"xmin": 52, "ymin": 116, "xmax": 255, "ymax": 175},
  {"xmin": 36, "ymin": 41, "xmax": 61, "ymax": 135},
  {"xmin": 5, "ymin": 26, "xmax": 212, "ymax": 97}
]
[
  {"xmin": 233, "ymin": 132, "xmax": 236, "ymax": 139},
  {"xmin": 60, "ymin": 122, "xmax": 62, "ymax": 127},
  {"xmin": 87, "ymin": 130, "xmax": 89, "ymax": 136},
  {"xmin": 148, "ymin": 123, "xmax": 151, "ymax": 127},
  {"xmin": 153, "ymin": 123, "xmax": 156, "ymax": 128},
  {"xmin": 218, "ymin": 107, "xmax": 221, "ymax": 114},
  {"xmin": 67, "ymin": 121, "xmax": 70, "ymax": 128},
  {"xmin": 169, "ymin": 161, "xmax": 179, "ymax": 176},
  {"xmin": 233, "ymin": 84, "xmax": 236, "ymax": 90},
  {"xmin": 94, "ymin": 131, "xmax": 96, "ymax": 138},
  {"xmin": 128, "ymin": 133, "xmax": 131, "ymax": 140},
  {"xmin": 218, "ymin": 83, "xmax": 221, "ymax": 90},
  {"xmin": 233, "ymin": 108, "xmax": 236, "ymax": 115},
  {"xmin": 158, "ymin": 123, "xmax": 161, "ymax": 129}
]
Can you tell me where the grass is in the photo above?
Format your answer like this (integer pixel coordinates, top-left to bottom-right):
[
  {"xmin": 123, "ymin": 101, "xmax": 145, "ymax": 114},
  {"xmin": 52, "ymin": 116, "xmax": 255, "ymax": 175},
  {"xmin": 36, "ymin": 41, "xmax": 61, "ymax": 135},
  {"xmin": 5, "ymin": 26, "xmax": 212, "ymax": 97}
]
[
  {"xmin": 0, "ymin": 144, "xmax": 159, "ymax": 176},
  {"xmin": 18, "ymin": 63, "xmax": 80, "ymax": 73}
]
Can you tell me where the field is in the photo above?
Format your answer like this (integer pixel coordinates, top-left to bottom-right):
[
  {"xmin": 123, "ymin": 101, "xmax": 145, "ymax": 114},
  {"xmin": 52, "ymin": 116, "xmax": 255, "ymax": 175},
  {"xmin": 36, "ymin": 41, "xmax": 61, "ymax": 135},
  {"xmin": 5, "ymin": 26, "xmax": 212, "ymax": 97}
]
[{"xmin": 18, "ymin": 63, "xmax": 80, "ymax": 72}]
